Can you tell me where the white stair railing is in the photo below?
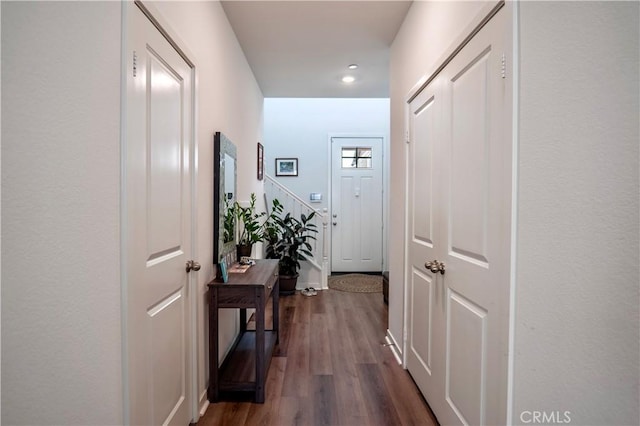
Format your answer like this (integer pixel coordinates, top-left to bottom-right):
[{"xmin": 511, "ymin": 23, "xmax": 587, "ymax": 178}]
[{"xmin": 264, "ymin": 173, "xmax": 328, "ymax": 288}]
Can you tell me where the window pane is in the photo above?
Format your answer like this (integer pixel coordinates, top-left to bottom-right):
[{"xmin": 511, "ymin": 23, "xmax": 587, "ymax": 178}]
[
  {"xmin": 357, "ymin": 158, "xmax": 372, "ymax": 168},
  {"xmin": 341, "ymin": 148, "xmax": 356, "ymax": 158},
  {"xmin": 357, "ymin": 148, "xmax": 372, "ymax": 158},
  {"xmin": 342, "ymin": 158, "xmax": 357, "ymax": 168}
]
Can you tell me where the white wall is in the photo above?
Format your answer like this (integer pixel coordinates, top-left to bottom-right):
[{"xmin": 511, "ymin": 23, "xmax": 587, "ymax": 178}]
[
  {"xmin": 513, "ymin": 2, "xmax": 639, "ymax": 424},
  {"xmin": 147, "ymin": 1, "xmax": 264, "ymax": 414},
  {"xmin": 2, "ymin": 1, "xmax": 264, "ymax": 423},
  {"xmin": 1, "ymin": 2, "xmax": 123, "ymax": 424},
  {"xmin": 264, "ymin": 98, "xmax": 389, "ymax": 210},
  {"xmin": 388, "ymin": 0, "xmax": 490, "ymax": 354},
  {"xmin": 264, "ymin": 98, "xmax": 390, "ymax": 273}
]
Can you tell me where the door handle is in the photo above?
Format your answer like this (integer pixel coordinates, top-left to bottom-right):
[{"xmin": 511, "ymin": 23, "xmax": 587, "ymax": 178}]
[
  {"xmin": 186, "ymin": 260, "xmax": 201, "ymax": 273},
  {"xmin": 425, "ymin": 260, "xmax": 445, "ymax": 275}
]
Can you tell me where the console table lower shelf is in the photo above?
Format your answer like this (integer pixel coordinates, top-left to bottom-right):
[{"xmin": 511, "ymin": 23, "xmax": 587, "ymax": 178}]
[
  {"xmin": 207, "ymin": 259, "xmax": 279, "ymax": 404},
  {"xmin": 217, "ymin": 330, "xmax": 278, "ymax": 395}
]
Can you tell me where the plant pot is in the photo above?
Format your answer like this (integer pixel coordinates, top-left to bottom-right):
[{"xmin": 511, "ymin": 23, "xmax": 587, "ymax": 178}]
[
  {"xmin": 278, "ymin": 273, "xmax": 299, "ymax": 296},
  {"xmin": 236, "ymin": 244, "xmax": 253, "ymax": 260}
]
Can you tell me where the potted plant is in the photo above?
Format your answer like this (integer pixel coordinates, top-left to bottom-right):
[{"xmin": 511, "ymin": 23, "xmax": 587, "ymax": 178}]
[
  {"xmin": 263, "ymin": 198, "xmax": 318, "ymax": 295},
  {"xmin": 233, "ymin": 193, "xmax": 266, "ymax": 259},
  {"xmin": 223, "ymin": 196, "xmax": 235, "ymax": 244}
]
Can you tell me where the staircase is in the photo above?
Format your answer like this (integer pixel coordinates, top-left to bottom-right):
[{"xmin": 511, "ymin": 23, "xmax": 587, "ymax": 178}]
[{"xmin": 264, "ymin": 174, "xmax": 328, "ymax": 289}]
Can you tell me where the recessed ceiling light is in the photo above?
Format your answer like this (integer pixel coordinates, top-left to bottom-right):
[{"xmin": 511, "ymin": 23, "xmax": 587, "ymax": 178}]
[
  {"xmin": 348, "ymin": 64, "xmax": 358, "ymax": 69},
  {"xmin": 342, "ymin": 75, "xmax": 355, "ymax": 83}
]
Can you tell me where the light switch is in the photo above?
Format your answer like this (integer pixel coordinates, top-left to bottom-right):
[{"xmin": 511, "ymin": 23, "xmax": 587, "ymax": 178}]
[{"xmin": 309, "ymin": 193, "xmax": 322, "ymax": 203}]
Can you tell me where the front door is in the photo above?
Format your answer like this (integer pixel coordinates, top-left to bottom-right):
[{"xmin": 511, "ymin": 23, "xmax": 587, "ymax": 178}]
[
  {"xmin": 406, "ymin": 6, "xmax": 511, "ymax": 426},
  {"xmin": 331, "ymin": 137, "xmax": 384, "ymax": 273},
  {"xmin": 125, "ymin": 4, "xmax": 194, "ymax": 425}
]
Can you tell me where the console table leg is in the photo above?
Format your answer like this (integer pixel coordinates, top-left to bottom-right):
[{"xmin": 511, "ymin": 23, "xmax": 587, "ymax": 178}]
[
  {"xmin": 255, "ymin": 290, "xmax": 265, "ymax": 403},
  {"xmin": 208, "ymin": 288, "xmax": 219, "ymax": 402},
  {"xmin": 274, "ymin": 278, "xmax": 280, "ymax": 344}
]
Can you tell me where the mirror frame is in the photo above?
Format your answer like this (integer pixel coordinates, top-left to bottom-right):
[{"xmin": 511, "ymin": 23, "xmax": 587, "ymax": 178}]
[{"xmin": 213, "ymin": 132, "xmax": 237, "ymax": 264}]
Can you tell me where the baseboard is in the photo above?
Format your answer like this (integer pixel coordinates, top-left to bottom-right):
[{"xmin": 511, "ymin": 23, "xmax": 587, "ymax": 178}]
[
  {"xmin": 199, "ymin": 388, "xmax": 209, "ymax": 417},
  {"xmin": 385, "ymin": 329, "xmax": 403, "ymax": 365}
]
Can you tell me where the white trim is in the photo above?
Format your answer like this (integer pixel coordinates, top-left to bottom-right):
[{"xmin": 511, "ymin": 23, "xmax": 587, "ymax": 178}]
[
  {"xmin": 506, "ymin": 0, "xmax": 520, "ymax": 424},
  {"xmin": 401, "ymin": 109, "xmax": 410, "ymax": 366},
  {"xmin": 199, "ymin": 390, "xmax": 210, "ymax": 417},
  {"xmin": 386, "ymin": 330, "xmax": 403, "ymax": 366},
  {"xmin": 119, "ymin": 3, "xmax": 130, "ymax": 424},
  {"xmin": 327, "ymin": 134, "xmax": 333, "ymax": 273},
  {"xmin": 188, "ymin": 50, "xmax": 199, "ymax": 426},
  {"xmin": 133, "ymin": 1, "xmax": 197, "ymax": 68}
]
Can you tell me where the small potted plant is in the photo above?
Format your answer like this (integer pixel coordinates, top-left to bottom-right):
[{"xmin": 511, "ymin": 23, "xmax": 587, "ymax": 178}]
[
  {"xmin": 263, "ymin": 198, "xmax": 318, "ymax": 295},
  {"xmin": 233, "ymin": 193, "xmax": 266, "ymax": 259}
]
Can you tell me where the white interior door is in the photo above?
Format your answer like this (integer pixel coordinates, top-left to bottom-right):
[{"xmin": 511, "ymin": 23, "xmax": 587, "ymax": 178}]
[
  {"xmin": 406, "ymin": 6, "xmax": 511, "ymax": 426},
  {"xmin": 406, "ymin": 78, "xmax": 447, "ymax": 419},
  {"xmin": 125, "ymin": 4, "xmax": 194, "ymax": 425},
  {"xmin": 331, "ymin": 137, "xmax": 384, "ymax": 273}
]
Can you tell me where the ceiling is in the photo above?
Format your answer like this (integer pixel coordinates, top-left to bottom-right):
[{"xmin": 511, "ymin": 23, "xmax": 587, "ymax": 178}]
[{"xmin": 221, "ymin": 1, "xmax": 413, "ymax": 98}]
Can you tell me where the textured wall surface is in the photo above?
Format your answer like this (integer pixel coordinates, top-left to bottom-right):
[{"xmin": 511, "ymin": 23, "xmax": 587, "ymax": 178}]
[
  {"xmin": 513, "ymin": 2, "xmax": 639, "ymax": 424},
  {"xmin": 1, "ymin": 2, "xmax": 123, "ymax": 424},
  {"xmin": 1, "ymin": 1, "xmax": 264, "ymax": 423}
]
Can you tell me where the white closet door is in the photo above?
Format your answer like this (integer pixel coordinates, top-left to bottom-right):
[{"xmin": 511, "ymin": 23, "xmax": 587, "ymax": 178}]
[
  {"xmin": 125, "ymin": 4, "xmax": 194, "ymax": 425},
  {"xmin": 406, "ymin": 6, "xmax": 512, "ymax": 425},
  {"xmin": 406, "ymin": 78, "xmax": 447, "ymax": 419}
]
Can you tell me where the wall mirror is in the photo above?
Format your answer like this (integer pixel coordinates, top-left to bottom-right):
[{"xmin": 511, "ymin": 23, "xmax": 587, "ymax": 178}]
[{"xmin": 213, "ymin": 132, "xmax": 237, "ymax": 264}]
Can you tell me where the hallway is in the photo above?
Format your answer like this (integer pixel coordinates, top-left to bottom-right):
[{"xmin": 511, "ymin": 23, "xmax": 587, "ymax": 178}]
[{"xmin": 198, "ymin": 290, "xmax": 437, "ymax": 425}]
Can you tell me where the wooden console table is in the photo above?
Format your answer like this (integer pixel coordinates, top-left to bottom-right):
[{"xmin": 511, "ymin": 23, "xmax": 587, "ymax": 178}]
[{"xmin": 207, "ymin": 259, "xmax": 279, "ymax": 403}]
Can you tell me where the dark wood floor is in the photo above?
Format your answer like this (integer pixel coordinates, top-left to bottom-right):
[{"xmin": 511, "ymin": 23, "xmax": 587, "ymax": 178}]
[{"xmin": 198, "ymin": 289, "xmax": 438, "ymax": 426}]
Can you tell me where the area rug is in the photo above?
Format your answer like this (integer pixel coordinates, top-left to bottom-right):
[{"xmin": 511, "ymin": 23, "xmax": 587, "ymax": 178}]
[{"xmin": 328, "ymin": 273, "xmax": 382, "ymax": 293}]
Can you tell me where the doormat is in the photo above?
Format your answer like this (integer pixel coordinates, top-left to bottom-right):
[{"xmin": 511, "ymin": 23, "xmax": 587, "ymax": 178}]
[{"xmin": 328, "ymin": 273, "xmax": 382, "ymax": 293}]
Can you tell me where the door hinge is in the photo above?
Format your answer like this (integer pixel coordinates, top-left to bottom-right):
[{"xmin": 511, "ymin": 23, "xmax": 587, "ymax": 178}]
[
  {"xmin": 133, "ymin": 51, "xmax": 138, "ymax": 77},
  {"xmin": 501, "ymin": 53, "xmax": 506, "ymax": 79}
]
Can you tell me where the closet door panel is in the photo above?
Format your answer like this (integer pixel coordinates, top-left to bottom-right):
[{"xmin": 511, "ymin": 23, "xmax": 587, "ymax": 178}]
[{"xmin": 450, "ymin": 50, "xmax": 491, "ymax": 265}]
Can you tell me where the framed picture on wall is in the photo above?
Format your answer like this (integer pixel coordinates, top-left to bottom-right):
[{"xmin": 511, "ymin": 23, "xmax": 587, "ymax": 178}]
[
  {"xmin": 275, "ymin": 158, "xmax": 298, "ymax": 176},
  {"xmin": 257, "ymin": 142, "xmax": 264, "ymax": 181}
]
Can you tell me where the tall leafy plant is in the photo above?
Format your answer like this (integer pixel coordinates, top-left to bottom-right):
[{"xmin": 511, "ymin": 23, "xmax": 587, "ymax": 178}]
[
  {"xmin": 223, "ymin": 197, "xmax": 235, "ymax": 243},
  {"xmin": 234, "ymin": 193, "xmax": 266, "ymax": 246},
  {"xmin": 263, "ymin": 198, "xmax": 318, "ymax": 276}
]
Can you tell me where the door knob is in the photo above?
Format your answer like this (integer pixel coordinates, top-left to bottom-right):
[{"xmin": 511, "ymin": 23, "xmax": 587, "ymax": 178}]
[
  {"xmin": 425, "ymin": 260, "xmax": 445, "ymax": 275},
  {"xmin": 333, "ymin": 222, "xmax": 337, "ymax": 226},
  {"xmin": 186, "ymin": 260, "xmax": 201, "ymax": 273}
]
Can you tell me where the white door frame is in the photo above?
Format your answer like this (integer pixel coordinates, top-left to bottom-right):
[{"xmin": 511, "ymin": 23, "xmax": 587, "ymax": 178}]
[
  {"xmin": 327, "ymin": 133, "xmax": 389, "ymax": 274},
  {"xmin": 121, "ymin": 1, "xmax": 200, "ymax": 423}
]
